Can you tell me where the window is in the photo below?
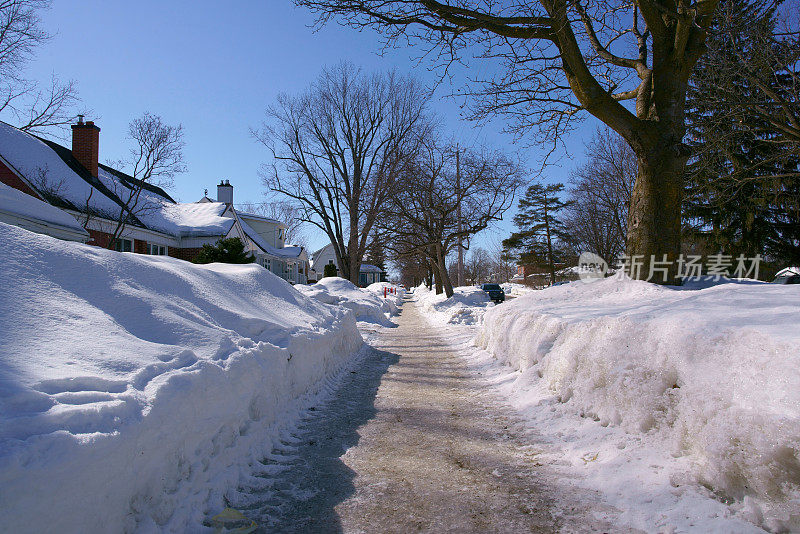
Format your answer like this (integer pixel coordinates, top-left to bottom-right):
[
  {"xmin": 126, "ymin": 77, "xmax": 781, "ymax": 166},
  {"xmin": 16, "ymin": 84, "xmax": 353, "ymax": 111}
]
[
  {"xmin": 147, "ymin": 244, "xmax": 167, "ymax": 255},
  {"xmin": 114, "ymin": 238, "xmax": 133, "ymax": 253},
  {"xmin": 328, "ymin": 259, "xmax": 334, "ymax": 265}
]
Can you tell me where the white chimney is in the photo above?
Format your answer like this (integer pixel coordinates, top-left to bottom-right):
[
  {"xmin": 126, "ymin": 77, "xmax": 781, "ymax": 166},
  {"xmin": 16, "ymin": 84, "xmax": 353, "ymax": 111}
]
[{"xmin": 217, "ymin": 179, "xmax": 233, "ymax": 205}]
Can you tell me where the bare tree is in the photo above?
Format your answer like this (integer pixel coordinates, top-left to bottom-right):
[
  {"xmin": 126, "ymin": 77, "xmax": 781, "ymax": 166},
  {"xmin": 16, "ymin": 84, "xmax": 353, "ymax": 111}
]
[
  {"xmin": 381, "ymin": 137, "xmax": 521, "ymax": 297},
  {"xmin": 0, "ymin": 1, "xmax": 80, "ymax": 135},
  {"xmin": 489, "ymin": 238, "xmax": 517, "ymax": 283},
  {"xmin": 256, "ymin": 63, "xmax": 429, "ymax": 284},
  {"xmin": 237, "ymin": 200, "xmax": 309, "ymax": 249},
  {"xmin": 106, "ymin": 113, "xmax": 185, "ymax": 249},
  {"xmin": 393, "ymin": 247, "xmax": 431, "ymax": 288},
  {"xmin": 465, "ymin": 246, "xmax": 491, "ymax": 285},
  {"xmin": 563, "ymin": 128, "xmax": 635, "ymax": 263},
  {"xmin": 296, "ymin": 0, "xmax": 722, "ymax": 282}
]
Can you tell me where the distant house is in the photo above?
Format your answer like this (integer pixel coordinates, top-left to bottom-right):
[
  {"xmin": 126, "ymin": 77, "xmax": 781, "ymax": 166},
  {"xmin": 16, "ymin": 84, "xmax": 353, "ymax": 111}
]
[
  {"xmin": 0, "ymin": 119, "xmax": 309, "ymax": 283},
  {"xmin": 309, "ymin": 242, "xmax": 384, "ymax": 286},
  {"xmin": 511, "ymin": 262, "xmax": 573, "ymax": 286}
]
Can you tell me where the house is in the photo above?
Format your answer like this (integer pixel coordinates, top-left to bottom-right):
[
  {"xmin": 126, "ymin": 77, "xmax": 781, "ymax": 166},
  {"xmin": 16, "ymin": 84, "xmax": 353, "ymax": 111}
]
[
  {"xmin": 511, "ymin": 262, "xmax": 574, "ymax": 286},
  {"xmin": 202, "ymin": 183, "xmax": 310, "ymax": 284},
  {"xmin": 309, "ymin": 242, "xmax": 384, "ymax": 286},
  {"xmin": 0, "ymin": 119, "xmax": 310, "ymax": 283},
  {"xmin": 0, "ymin": 118, "xmax": 235, "ymax": 259}
]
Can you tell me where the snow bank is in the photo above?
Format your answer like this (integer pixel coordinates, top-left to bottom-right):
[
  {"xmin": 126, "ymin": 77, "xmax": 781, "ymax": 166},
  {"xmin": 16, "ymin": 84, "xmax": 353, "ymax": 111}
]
[
  {"xmin": 414, "ymin": 285, "xmax": 494, "ymax": 325},
  {"xmin": 365, "ymin": 281, "xmax": 405, "ymax": 314},
  {"xmin": 296, "ymin": 277, "xmax": 397, "ymax": 325},
  {"xmin": 502, "ymin": 282, "xmax": 535, "ymax": 297},
  {"xmin": 475, "ymin": 277, "xmax": 800, "ymax": 531},
  {"xmin": 0, "ymin": 223, "xmax": 362, "ymax": 532}
]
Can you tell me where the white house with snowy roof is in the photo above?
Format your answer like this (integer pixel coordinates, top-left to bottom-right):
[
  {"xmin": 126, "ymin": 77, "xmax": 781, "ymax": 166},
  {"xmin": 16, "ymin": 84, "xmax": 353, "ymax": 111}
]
[
  {"xmin": 0, "ymin": 119, "xmax": 309, "ymax": 283},
  {"xmin": 309, "ymin": 242, "xmax": 384, "ymax": 286},
  {"xmin": 201, "ymin": 182, "xmax": 310, "ymax": 284}
]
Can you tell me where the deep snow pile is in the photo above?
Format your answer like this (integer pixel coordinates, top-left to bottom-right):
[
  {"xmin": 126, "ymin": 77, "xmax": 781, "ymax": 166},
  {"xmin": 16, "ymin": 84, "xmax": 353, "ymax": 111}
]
[
  {"xmin": 502, "ymin": 282, "xmax": 535, "ymax": 297},
  {"xmin": 296, "ymin": 277, "xmax": 396, "ymax": 325},
  {"xmin": 0, "ymin": 223, "xmax": 362, "ymax": 533},
  {"xmin": 365, "ymin": 281, "xmax": 405, "ymax": 314},
  {"xmin": 414, "ymin": 284, "xmax": 493, "ymax": 325},
  {"xmin": 474, "ymin": 277, "xmax": 800, "ymax": 531}
]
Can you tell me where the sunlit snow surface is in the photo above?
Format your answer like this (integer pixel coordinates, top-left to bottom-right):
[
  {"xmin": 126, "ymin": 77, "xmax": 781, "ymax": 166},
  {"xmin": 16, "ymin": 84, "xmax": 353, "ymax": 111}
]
[
  {"xmin": 416, "ymin": 277, "xmax": 800, "ymax": 532},
  {"xmin": 0, "ymin": 223, "xmax": 362, "ymax": 532}
]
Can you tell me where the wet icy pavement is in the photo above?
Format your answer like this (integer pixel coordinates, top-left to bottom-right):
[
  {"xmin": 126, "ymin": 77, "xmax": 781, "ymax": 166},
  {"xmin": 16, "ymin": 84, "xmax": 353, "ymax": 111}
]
[{"xmin": 232, "ymin": 298, "xmax": 628, "ymax": 533}]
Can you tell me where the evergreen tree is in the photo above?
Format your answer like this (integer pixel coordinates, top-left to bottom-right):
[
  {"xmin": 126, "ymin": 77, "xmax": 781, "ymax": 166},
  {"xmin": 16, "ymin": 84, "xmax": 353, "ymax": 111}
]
[
  {"xmin": 685, "ymin": 0, "xmax": 800, "ymax": 267},
  {"xmin": 323, "ymin": 263, "xmax": 339, "ymax": 278},
  {"xmin": 503, "ymin": 183, "xmax": 570, "ymax": 285},
  {"xmin": 193, "ymin": 237, "xmax": 255, "ymax": 265}
]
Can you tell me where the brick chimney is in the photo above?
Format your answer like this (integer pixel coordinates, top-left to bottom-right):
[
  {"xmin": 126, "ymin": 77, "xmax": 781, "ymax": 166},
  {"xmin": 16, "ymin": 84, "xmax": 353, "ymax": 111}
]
[
  {"xmin": 71, "ymin": 115, "xmax": 100, "ymax": 177},
  {"xmin": 217, "ymin": 179, "xmax": 233, "ymax": 205}
]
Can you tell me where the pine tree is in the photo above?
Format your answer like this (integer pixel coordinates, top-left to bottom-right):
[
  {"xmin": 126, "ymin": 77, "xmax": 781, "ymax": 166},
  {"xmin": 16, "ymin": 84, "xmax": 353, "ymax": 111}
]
[
  {"xmin": 193, "ymin": 237, "xmax": 255, "ymax": 265},
  {"xmin": 685, "ymin": 0, "xmax": 800, "ymax": 267},
  {"xmin": 502, "ymin": 183, "xmax": 570, "ymax": 285}
]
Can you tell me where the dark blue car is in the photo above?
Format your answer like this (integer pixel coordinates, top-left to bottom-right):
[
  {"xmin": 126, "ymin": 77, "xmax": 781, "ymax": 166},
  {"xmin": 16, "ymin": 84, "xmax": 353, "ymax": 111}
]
[{"xmin": 481, "ymin": 283, "xmax": 506, "ymax": 303}]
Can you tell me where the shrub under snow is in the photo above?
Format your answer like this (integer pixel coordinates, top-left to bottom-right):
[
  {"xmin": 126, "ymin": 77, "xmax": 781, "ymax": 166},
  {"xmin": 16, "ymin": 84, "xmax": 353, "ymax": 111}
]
[
  {"xmin": 475, "ymin": 277, "xmax": 800, "ymax": 531},
  {"xmin": 0, "ymin": 223, "xmax": 363, "ymax": 532}
]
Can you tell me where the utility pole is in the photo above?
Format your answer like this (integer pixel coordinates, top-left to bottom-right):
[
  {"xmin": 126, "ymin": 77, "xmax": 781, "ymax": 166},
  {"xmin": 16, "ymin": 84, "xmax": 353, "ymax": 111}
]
[{"xmin": 456, "ymin": 146, "xmax": 464, "ymax": 288}]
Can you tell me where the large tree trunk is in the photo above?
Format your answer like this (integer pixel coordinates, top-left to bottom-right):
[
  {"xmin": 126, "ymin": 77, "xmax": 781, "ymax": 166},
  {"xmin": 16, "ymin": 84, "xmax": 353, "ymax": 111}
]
[
  {"xmin": 626, "ymin": 144, "xmax": 686, "ymax": 283},
  {"xmin": 347, "ymin": 229, "xmax": 360, "ymax": 285},
  {"xmin": 435, "ymin": 243, "xmax": 455, "ymax": 298},
  {"xmin": 433, "ymin": 261, "xmax": 444, "ymax": 294}
]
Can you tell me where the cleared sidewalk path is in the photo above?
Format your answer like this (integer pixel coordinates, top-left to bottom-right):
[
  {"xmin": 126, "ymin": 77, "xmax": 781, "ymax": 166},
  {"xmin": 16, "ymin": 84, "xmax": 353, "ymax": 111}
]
[{"xmin": 241, "ymin": 297, "xmax": 623, "ymax": 533}]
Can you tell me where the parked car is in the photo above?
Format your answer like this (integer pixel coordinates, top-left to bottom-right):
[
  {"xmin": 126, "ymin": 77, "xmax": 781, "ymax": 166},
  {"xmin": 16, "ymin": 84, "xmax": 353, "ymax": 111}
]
[{"xmin": 481, "ymin": 283, "xmax": 506, "ymax": 303}]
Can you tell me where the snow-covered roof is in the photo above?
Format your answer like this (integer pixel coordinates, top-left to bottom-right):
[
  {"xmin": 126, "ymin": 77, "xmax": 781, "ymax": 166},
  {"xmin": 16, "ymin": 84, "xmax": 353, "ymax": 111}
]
[
  {"xmin": 0, "ymin": 121, "xmax": 123, "ymax": 218},
  {"xmin": 0, "ymin": 183, "xmax": 88, "ymax": 238},
  {"xmin": 236, "ymin": 211, "xmax": 285, "ymax": 227},
  {"xmin": 239, "ymin": 217, "xmax": 304, "ymax": 259},
  {"xmin": 360, "ymin": 263, "xmax": 382, "ymax": 273},
  {"xmin": 0, "ymin": 121, "xmax": 232, "ymax": 239},
  {"xmin": 147, "ymin": 201, "xmax": 235, "ymax": 237},
  {"xmin": 775, "ymin": 266, "xmax": 800, "ymax": 278}
]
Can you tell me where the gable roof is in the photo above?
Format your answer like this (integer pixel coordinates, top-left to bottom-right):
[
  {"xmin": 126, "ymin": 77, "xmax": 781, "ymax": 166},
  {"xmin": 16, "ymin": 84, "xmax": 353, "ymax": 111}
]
[
  {"xmin": 238, "ymin": 216, "xmax": 305, "ymax": 260},
  {"xmin": 0, "ymin": 121, "xmax": 232, "ymax": 239},
  {"xmin": 311, "ymin": 242, "xmax": 334, "ymax": 261},
  {"xmin": 237, "ymin": 210, "xmax": 285, "ymax": 227},
  {"xmin": 0, "ymin": 121, "xmax": 125, "ymax": 219}
]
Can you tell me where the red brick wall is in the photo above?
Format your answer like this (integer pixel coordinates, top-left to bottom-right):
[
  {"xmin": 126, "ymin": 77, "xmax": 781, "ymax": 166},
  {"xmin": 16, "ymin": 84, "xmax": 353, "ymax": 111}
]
[
  {"xmin": 87, "ymin": 229, "xmax": 112, "ymax": 248},
  {"xmin": 169, "ymin": 247, "xmax": 203, "ymax": 262},
  {"xmin": 0, "ymin": 160, "xmax": 41, "ymax": 198}
]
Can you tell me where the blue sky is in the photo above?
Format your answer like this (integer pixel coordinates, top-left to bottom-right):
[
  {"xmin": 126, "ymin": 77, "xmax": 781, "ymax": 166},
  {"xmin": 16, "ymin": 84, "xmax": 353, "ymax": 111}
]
[{"xmin": 23, "ymin": 0, "xmax": 598, "ymax": 254}]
